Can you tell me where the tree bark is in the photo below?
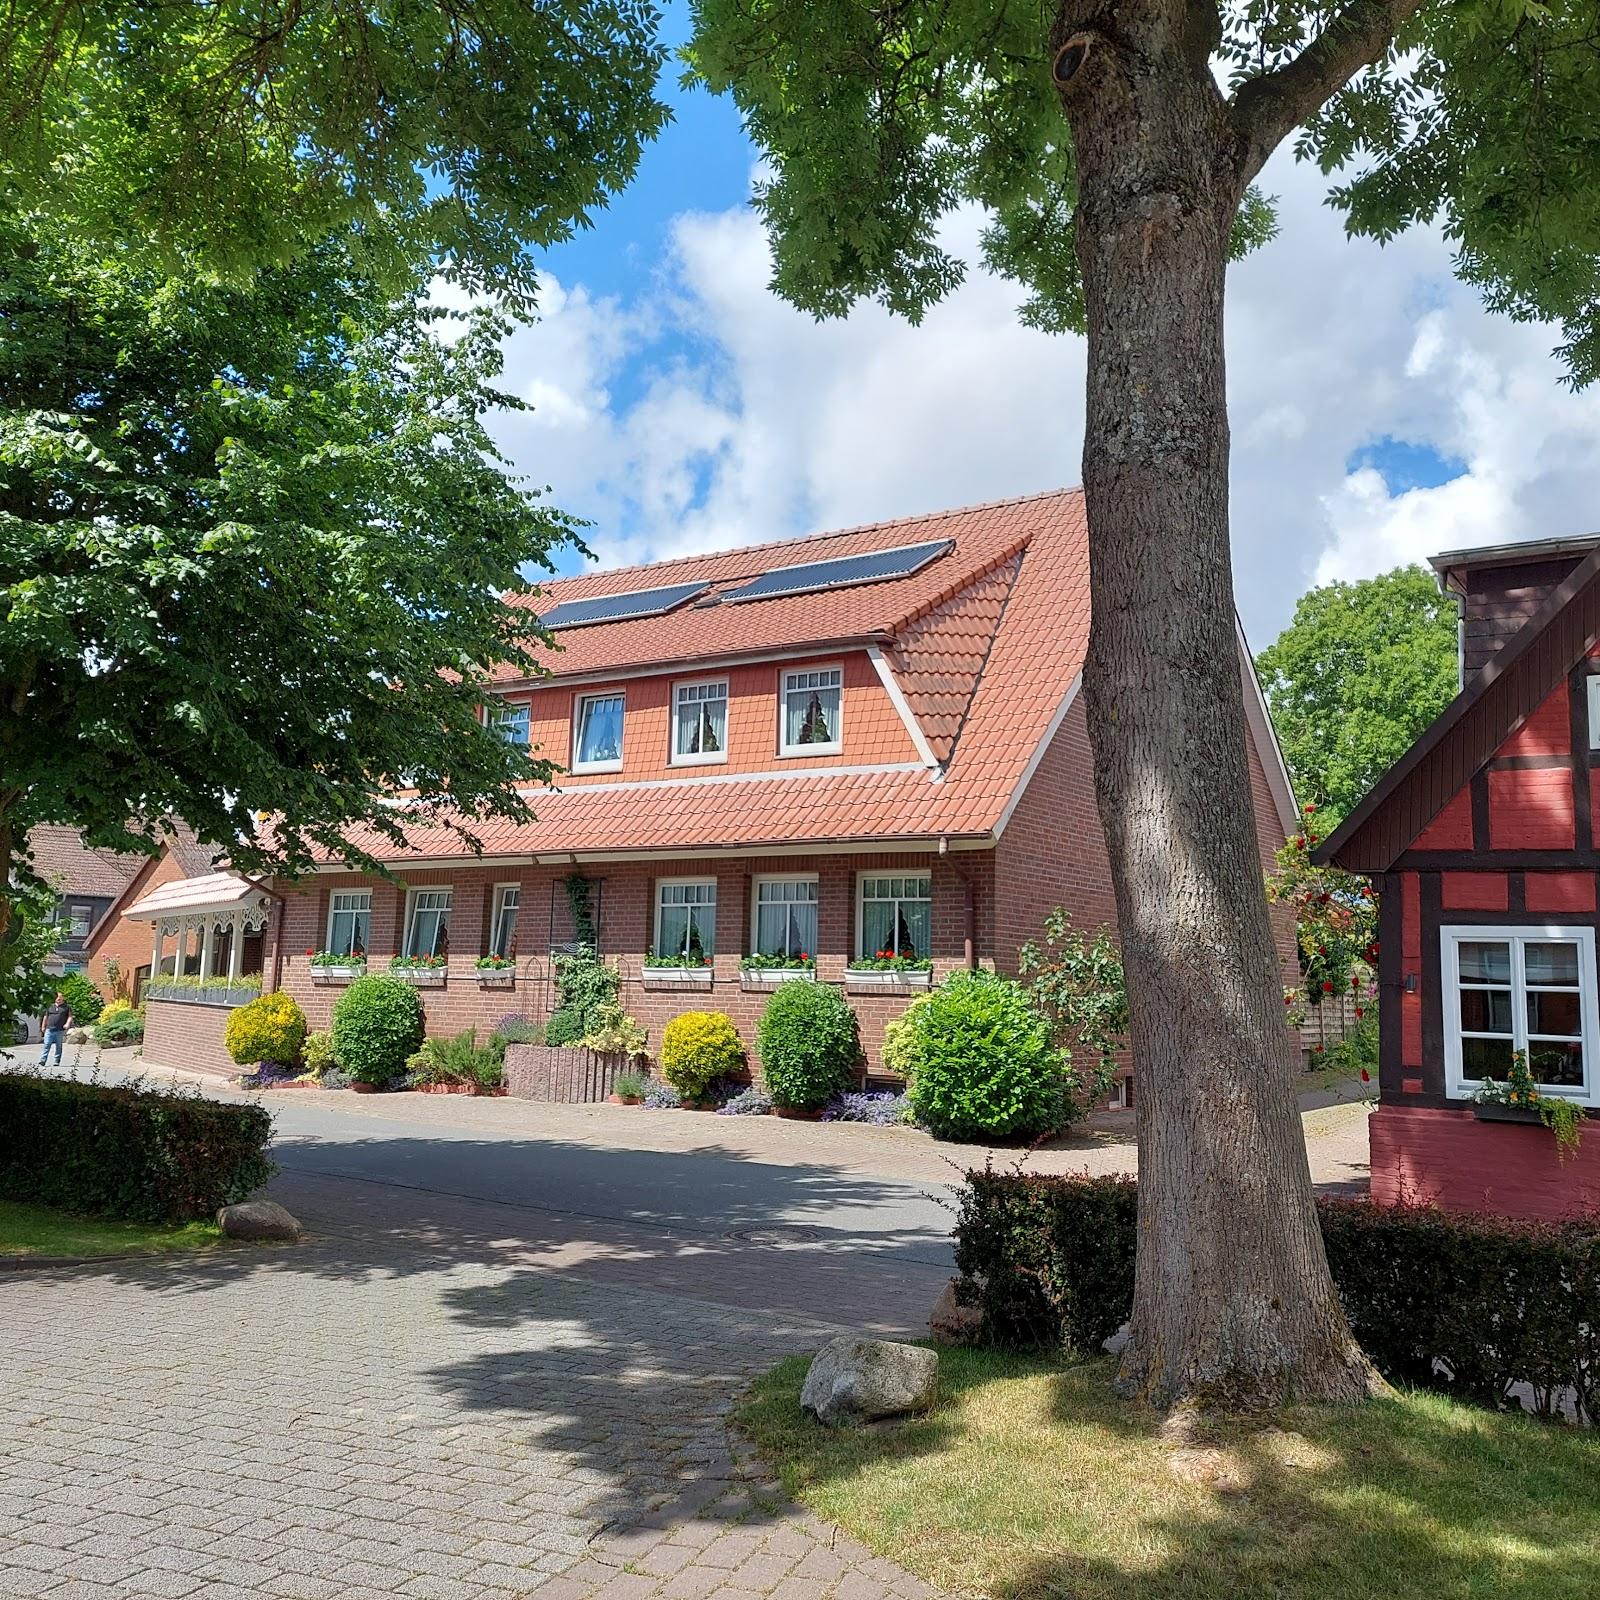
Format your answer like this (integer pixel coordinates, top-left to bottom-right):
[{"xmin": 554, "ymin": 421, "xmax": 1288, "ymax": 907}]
[{"xmin": 1054, "ymin": 3, "xmax": 1380, "ymax": 1409}]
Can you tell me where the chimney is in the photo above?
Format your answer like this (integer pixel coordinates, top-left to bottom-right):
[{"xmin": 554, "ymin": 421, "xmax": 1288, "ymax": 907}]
[{"xmin": 1431, "ymin": 535, "xmax": 1600, "ymax": 688}]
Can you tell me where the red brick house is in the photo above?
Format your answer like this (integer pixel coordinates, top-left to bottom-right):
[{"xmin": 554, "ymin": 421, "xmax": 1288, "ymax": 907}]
[
  {"xmin": 141, "ymin": 488, "xmax": 1298, "ymax": 1089},
  {"xmin": 1318, "ymin": 533, "xmax": 1600, "ymax": 1218},
  {"xmin": 22, "ymin": 826, "xmax": 143, "ymax": 981}
]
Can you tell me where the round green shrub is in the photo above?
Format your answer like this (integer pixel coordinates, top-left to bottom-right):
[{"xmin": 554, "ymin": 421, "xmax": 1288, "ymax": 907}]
[
  {"xmin": 660, "ymin": 1011, "xmax": 745, "ymax": 1101},
  {"xmin": 905, "ymin": 971, "xmax": 1070, "ymax": 1141},
  {"xmin": 300, "ymin": 1028, "xmax": 338, "ymax": 1076},
  {"xmin": 58, "ymin": 970, "xmax": 104, "ymax": 1026},
  {"xmin": 224, "ymin": 990, "xmax": 308, "ymax": 1065},
  {"xmin": 331, "ymin": 975, "xmax": 425, "ymax": 1086},
  {"xmin": 757, "ymin": 982, "xmax": 861, "ymax": 1110}
]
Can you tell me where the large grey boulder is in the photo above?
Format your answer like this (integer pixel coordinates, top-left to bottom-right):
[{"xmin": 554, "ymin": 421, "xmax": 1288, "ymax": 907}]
[
  {"xmin": 217, "ymin": 1200, "xmax": 303, "ymax": 1241},
  {"xmin": 800, "ymin": 1337, "xmax": 937, "ymax": 1426}
]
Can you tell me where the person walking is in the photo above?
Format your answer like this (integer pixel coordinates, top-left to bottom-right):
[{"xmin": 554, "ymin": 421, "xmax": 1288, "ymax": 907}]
[{"xmin": 37, "ymin": 990, "xmax": 72, "ymax": 1069}]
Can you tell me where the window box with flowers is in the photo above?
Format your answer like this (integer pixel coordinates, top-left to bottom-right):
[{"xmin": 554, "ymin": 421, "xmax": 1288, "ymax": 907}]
[
  {"xmin": 845, "ymin": 953, "xmax": 934, "ymax": 990},
  {"xmin": 739, "ymin": 953, "xmax": 816, "ymax": 989},
  {"xmin": 388, "ymin": 954, "xmax": 449, "ymax": 986},
  {"xmin": 642, "ymin": 951, "xmax": 715, "ymax": 989},
  {"xmin": 309, "ymin": 949, "xmax": 366, "ymax": 983},
  {"xmin": 475, "ymin": 954, "xmax": 516, "ymax": 986}
]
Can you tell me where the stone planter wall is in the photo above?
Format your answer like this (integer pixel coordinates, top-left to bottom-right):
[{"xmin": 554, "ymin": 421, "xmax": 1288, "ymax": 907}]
[{"xmin": 504, "ymin": 1043, "xmax": 636, "ymax": 1103}]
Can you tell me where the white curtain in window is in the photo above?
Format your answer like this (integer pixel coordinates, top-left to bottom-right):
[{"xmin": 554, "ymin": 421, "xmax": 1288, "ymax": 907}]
[
  {"xmin": 675, "ymin": 682, "xmax": 727, "ymax": 757},
  {"xmin": 491, "ymin": 886, "xmax": 520, "ymax": 958},
  {"xmin": 783, "ymin": 669, "xmax": 841, "ymax": 749},
  {"xmin": 658, "ymin": 881, "xmax": 716, "ymax": 958},
  {"xmin": 755, "ymin": 879, "xmax": 817, "ymax": 957},
  {"xmin": 327, "ymin": 891, "xmax": 371, "ymax": 957},
  {"xmin": 860, "ymin": 875, "xmax": 931, "ymax": 959},
  {"xmin": 407, "ymin": 889, "xmax": 452, "ymax": 957},
  {"xmin": 577, "ymin": 695, "xmax": 624, "ymax": 764}
]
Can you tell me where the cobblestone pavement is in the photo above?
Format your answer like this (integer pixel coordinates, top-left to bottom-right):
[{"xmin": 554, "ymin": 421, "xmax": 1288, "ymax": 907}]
[{"xmin": 1, "ymin": 1181, "xmax": 947, "ymax": 1600}]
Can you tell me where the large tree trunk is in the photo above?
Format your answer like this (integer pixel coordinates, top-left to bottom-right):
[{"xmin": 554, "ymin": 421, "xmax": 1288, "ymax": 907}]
[{"xmin": 1054, "ymin": 9, "xmax": 1378, "ymax": 1409}]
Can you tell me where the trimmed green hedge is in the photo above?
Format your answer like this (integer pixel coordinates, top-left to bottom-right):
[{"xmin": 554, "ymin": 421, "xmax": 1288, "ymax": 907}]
[
  {"xmin": 0, "ymin": 1072, "xmax": 275, "ymax": 1223},
  {"xmin": 954, "ymin": 1172, "xmax": 1600, "ymax": 1421}
]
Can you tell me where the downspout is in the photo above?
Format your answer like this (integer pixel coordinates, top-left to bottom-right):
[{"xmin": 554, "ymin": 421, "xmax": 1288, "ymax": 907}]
[{"xmin": 939, "ymin": 836, "xmax": 977, "ymax": 970}]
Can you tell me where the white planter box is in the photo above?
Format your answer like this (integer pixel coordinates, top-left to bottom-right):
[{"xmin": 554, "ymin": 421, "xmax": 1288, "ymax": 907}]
[
  {"xmin": 642, "ymin": 966, "xmax": 714, "ymax": 989},
  {"xmin": 475, "ymin": 969, "xmax": 516, "ymax": 986},
  {"xmin": 844, "ymin": 967, "xmax": 933, "ymax": 991},
  {"xmin": 388, "ymin": 968, "xmax": 448, "ymax": 987},
  {"xmin": 312, "ymin": 965, "xmax": 365, "ymax": 984},
  {"xmin": 740, "ymin": 968, "xmax": 816, "ymax": 989}
]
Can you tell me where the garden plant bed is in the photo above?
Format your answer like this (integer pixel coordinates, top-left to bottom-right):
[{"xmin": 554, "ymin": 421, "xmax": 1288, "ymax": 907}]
[
  {"xmin": 739, "ymin": 1349, "xmax": 1600, "ymax": 1600},
  {"xmin": 740, "ymin": 968, "xmax": 816, "ymax": 989}
]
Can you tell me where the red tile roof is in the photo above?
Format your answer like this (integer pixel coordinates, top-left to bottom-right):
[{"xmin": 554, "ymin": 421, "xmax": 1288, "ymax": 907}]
[{"xmin": 314, "ymin": 488, "xmax": 1093, "ymax": 863}]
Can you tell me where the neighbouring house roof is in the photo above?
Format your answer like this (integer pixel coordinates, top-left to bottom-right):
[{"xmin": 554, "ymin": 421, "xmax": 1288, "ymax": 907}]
[
  {"xmin": 301, "ymin": 487, "xmax": 1292, "ymax": 866},
  {"xmin": 123, "ymin": 871, "xmax": 263, "ymax": 921},
  {"xmin": 23, "ymin": 827, "xmax": 143, "ymax": 902},
  {"xmin": 1430, "ymin": 533, "xmax": 1600, "ymax": 585},
  {"xmin": 1316, "ymin": 545, "xmax": 1600, "ymax": 872}
]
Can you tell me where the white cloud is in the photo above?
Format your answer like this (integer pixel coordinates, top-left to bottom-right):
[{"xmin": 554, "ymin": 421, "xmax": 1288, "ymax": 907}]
[{"xmin": 481, "ymin": 148, "xmax": 1600, "ymax": 642}]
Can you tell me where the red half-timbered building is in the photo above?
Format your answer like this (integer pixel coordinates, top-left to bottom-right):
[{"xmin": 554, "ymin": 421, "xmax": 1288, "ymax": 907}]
[{"xmin": 1319, "ymin": 535, "xmax": 1600, "ymax": 1219}]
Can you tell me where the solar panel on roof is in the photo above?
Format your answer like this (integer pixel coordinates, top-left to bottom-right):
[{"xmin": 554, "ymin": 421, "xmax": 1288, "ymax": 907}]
[
  {"xmin": 719, "ymin": 538, "xmax": 954, "ymax": 603},
  {"xmin": 540, "ymin": 581, "xmax": 710, "ymax": 630}
]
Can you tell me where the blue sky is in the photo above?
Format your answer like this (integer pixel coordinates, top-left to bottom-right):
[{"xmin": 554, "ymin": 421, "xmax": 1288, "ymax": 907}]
[{"xmin": 484, "ymin": 9, "xmax": 1600, "ymax": 642}]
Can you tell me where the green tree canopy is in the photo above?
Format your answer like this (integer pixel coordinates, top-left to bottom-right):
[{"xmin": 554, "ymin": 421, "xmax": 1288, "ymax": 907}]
[
  {"xmin": 0, "ymin": 215, "xmax": 574, "ymax": 935},
  {"xmin": 1257, "ymin": 566, "xmax": 1459, "ymax": 828},
  {"xmin": 0, "ymin": 0, "xmax": 670, "ymax": 302}
]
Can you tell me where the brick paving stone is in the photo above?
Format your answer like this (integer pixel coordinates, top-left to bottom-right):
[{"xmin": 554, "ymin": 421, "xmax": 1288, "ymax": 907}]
[{"xmin": 2, "ymin": 1211, "xmax": 953, "ymax": 1600}]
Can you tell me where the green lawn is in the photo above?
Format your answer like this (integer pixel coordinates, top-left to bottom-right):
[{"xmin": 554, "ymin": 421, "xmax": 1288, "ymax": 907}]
[
  {"xmin": 739, "ymin": 1349, "xmax": 1600, "ymax": 1600},
  {"xmin": 0, "ymin": 1199, "xmax": 222, "ymax": 1258}
]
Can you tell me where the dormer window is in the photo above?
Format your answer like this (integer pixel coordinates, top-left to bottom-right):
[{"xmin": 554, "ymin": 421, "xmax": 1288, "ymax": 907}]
[
  {"xmin": 573, "ymin": 692, "xmax": 624, "ymax": 773},
  {"xmin": 673, "ymin": 679, "xmax": 728, "ymax": 765},
  {"xmin": 493, "ymin": 702, "xmax": 530, "ymax": 746},
  {"xmin": 780, "ymin": 666, "xmax": 843, "ymax": 756}
]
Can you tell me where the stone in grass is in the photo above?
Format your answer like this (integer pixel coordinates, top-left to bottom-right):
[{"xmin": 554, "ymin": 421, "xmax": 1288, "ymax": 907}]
[
  {"xmin": 217, "ymin": 1200, "xmax": 303, "ymax": 1241},
  {"xmin": 928, "ymin": 1280, "xmax": 984, "ymax": 1346},
  {"xmin": 800, "ymin": 1336, "xmax": 937, "ymax": 1426}
]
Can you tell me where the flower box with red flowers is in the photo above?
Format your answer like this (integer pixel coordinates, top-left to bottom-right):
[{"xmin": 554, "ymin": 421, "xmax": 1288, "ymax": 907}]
[
  {"xmin": 845, "ymin": 953, "xmax": 933, "ymax": 990},
  {"xmin": 309, "ymin": 950, "xmax": 366, "ymax": 983},
  {"xmin": 739, "ymin": 953, "xmax": 815, "ymax": 988},
  {"xmin": 387, "ymin": 954, "xmax": 449, "ymax": 986},
  {"xmin": 642, "ymin": 952, "xmax": 715, "ymax": 989}
]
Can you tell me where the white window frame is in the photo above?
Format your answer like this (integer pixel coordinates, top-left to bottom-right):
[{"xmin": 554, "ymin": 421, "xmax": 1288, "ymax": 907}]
[
  {"xmin": 1587, "ymin": 674, "xmax": 1600, "ymax": 750},
  {"xmin": 855, "ymin": 872, "xmax": 933, "ymax": 962},
  {"xmin": 670, "ymin": 677, "xmax": 730, "ymax": 767},
  {"xmin": 65, "ymin": 901, "xmax": 95, "ymax": 941},
  {"xmin": 778, "ymin": 664, "xmax": 844, "ymax": 757},
  {"xmin": 403, "ymin": 887, "xmax": 453, "ymax": 959},
  {"xmin": 654, "ymin": 877, "xmax": 718, "ymax": 960},
  {"xmin": 572, "ymin": 691, "xmax": 625, "ymax": 773},
  {"xmin": 750, "ymin": 874, "xmax": 819, "ymax": 958},
  {"xmin": 491, "ymin": 700, "xmax": 531, "ymax": 746},
  {"xmin": 325, "ymin": 890, "xmax": 372, "ymax": 958},
  {"xmin": 1442, "ymin": 923, "xmax": 1600, "ymax": 1105},
  {"xmin": 489, "ymin": 883, "xmax": 521, "ymax": 959}
]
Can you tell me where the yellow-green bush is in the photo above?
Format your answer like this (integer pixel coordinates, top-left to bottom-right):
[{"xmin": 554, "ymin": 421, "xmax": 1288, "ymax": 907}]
[
  {"xmin": 300, "ymin": 1028, "xmax": 338, "ymax": 1077},
  {"xmin": 224, "ymin": 990, "xmax": 308, "ymax": 1066},
  {"xmin": 661, "ymin": 1011, "xmax": 744, "ymax": 1101},
  {"xmin": 99, "ymin": 998, "xmax": 136, "ymax": 1023},
  {"xmin": 881, "ymin": 992, "xmax": 932, "ymax": 1079}
]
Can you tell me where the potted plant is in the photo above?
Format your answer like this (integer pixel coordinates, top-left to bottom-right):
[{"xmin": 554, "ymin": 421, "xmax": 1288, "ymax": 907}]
[
  {"xmin": 475, "ymin": 953, "xmax": 516, "ymax": 986},
  {"xmin": 844, "ymin": 950, "xmax": 934, "ymax": 988},
  {"xmin": 739, "ymin": 952, "xmax": 816, "ymax": 988},
  {"xmin": 310, "ymin": 948, "xmax": 366, "ymax": 982},
  {"xmin": 608, "ymin": 1067, "xmax": 651, "ymax": 1106},
  {"xmin": 1472, "ymin": 1049, "xmax": 1584, "ymax": 1159}
]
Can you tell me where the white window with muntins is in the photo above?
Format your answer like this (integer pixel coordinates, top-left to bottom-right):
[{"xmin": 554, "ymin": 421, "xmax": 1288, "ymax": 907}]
[
  {"xmin": 672, "ymin": 679, "xmax": 728, "ymax": 764},
  {"xmin": 753, "ymin": 876, "xmax": 817, "ymax": 958},
  {"xmin": 493, "ymin": 702, "xmax": 531, "ymax": 745},
  {"xmin": 574, "ymin": 692, "xmax": 624, "ymax": 772},
  {"xmin": 325, "ymin": 890, "xmax": 371, "ymax": 958},
  {"xmin": 1443, "ymin": 924, "xmax": 1599, "ymax": 1105},
  {"xmin": 857, "ymin": 874, "xmax": 931, "ymax": 961},
  {"xmin": 404, "ymin": 888, "xmax": 452, "ymax": 959},
  {"xmin": 780, "ymin": 666, "xmax": 843, "ymax": 756},
  {"xmin": 656, "ymin": 879, "xmax": 716, "ymax": 960},
  {"xmin": 490, "ymin": 884, "xmax": 520, "ymax": 959}
]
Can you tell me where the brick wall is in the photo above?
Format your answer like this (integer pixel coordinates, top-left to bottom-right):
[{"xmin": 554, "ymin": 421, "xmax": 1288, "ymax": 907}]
[
  {"xmin": 503, "ymin": 1044, "xmax": 632, "ymax": 1102},
  {"xmin": 143, "ymin": 998, "xmax": 236, "ymax": 1076},
  {"xmin": 268, "ymin": 850, "xmax": 995, "ymax": 1072},
  {"xmin": 82, "ymin": 849, "xmax": 185, "ymax": 1000},
  {"xmin": 1370, "ymin": 1103, "xmax": 1600, "ymax": 1220}
]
